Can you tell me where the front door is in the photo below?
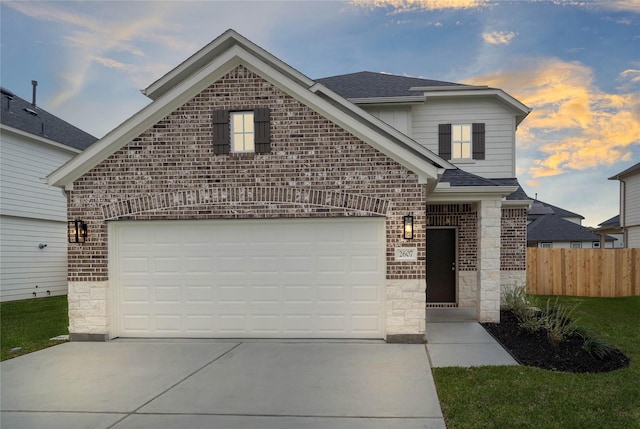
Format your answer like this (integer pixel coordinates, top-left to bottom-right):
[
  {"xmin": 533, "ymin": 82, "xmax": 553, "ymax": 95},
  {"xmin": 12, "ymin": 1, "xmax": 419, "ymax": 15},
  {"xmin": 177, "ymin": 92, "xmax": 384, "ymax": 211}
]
[{"xmin": 426, "ymin": 228, "xmax": 456, "ymax": 303}]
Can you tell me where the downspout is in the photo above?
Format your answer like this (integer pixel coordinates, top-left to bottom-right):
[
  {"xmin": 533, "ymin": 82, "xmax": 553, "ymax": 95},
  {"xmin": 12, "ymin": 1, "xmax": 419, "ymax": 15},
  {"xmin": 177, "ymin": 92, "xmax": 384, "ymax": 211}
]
[{"xmin": 620, "ymin": 178, "xmax": 627, "ymax": 248}]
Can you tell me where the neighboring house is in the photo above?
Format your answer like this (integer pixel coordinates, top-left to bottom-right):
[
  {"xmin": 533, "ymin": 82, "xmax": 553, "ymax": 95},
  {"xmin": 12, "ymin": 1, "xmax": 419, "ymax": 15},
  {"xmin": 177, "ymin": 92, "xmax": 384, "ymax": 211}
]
[
  {"xmin": 528, "ymin": 199, "xmax": 584, "ymax": 225},
  {"xmin": 525, "ymin": 199, "xmax": 615, "ymax": 248},
  {"xmin": 606, "ymin": 162, "xmax": 640, "ymax": 248},
  {"xmin": 595, "ymin": 215, "xmax": 624, "ymax": 248},
  {"xmin": 47, "ymin": 30, "xmax": 531, "ymax": 342},
  {"xmin": 0, "ymin": 85, "xmax": 97, "ymax": 302}
]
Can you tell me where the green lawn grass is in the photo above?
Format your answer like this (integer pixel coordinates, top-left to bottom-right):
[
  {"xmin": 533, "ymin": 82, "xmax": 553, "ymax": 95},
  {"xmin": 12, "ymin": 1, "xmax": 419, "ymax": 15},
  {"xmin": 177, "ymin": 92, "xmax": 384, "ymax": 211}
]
[
  {"xmin": 1, "ymin": 295, "xmax": 69, "ymax": 361},
  {"xmin": 433, "ymin": 296, "xmax": 640, "ymax": 429}
]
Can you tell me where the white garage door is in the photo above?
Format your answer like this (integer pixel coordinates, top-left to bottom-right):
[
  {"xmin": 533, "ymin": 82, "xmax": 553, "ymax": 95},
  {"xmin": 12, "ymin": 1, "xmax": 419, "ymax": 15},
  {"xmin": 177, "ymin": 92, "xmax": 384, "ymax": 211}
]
[{"xmin": 110, "ymin": 218, "xmax": 386, "ymax": 339}]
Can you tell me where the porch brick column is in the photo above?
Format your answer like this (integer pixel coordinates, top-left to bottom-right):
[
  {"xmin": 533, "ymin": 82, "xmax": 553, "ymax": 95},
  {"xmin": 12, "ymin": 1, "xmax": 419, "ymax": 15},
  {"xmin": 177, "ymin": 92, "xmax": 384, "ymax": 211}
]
[{"xmin": 476, "ymin": 199, "xmax": 501, "ymax": 322}]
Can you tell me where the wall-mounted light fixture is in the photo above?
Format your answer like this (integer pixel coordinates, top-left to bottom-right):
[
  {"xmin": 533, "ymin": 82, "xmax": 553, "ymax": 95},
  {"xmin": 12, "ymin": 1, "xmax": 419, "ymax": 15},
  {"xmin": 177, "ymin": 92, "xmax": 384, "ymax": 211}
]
[
  {"xmin": 68, "ymin": 219, "xmax": 88, "ymax": 243},
  {"xmin": 403, "ymin": 214, "xmax": 414, "ymax": 240}
]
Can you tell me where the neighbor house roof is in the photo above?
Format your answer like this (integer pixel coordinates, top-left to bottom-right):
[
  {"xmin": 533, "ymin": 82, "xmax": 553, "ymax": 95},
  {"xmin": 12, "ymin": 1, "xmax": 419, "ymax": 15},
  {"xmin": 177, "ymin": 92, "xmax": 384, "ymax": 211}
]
[
  {"xmin": 609, "ymin": 161, "xmax": 640, "ymax": 180},
  {"xmin": 598, "ymin": 214, "xmax": 620, "ymax": 229},
  {"xmin": 0, "ymin": 87, "xmax": 97, "ymax": 151},
  {"xmin": 527, "ymin": 199, "xmax": 584, "ymax": 220},
  {"xmin": 48, "ymin": 29, "xmax": 464, "ymax": 190},
  {"xmin": 527, "ymin": 215, "xmax": 614, "ymax": 242}
]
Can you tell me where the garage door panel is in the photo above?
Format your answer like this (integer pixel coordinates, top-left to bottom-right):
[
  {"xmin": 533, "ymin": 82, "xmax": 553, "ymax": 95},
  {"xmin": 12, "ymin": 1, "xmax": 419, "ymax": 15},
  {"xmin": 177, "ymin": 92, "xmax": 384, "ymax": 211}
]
[{"xmin": 113, "ymin": 218, "xmax": 385, "ymax": 338}]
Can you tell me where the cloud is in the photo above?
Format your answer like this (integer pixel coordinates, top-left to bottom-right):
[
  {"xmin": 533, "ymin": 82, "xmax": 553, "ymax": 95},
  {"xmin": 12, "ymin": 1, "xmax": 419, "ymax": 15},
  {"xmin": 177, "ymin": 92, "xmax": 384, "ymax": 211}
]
[
  {"xmin": 91, "ymin": 56, "xmax": 128, "ymax": 70},
  {"xmin": 4, "ymin": 1, "xmax": 190, "ymax": 106},
  {"xmin": 466, "ymin": 58, "xmax": 640, "ymax": 178},
  {"xmin": 482, "ymin": 31, "xmax": 516, "ymax": 45},
  {"xmin": 597, "ymin": 0, "xmax": 640, "ymax": 13},
  {"xmin": 350, "ymin": 0, "xmax": 489, "ymax": 12},
  {"xmin": 620, "ymin": 69, "xmax": 640, "ymax": 84}
]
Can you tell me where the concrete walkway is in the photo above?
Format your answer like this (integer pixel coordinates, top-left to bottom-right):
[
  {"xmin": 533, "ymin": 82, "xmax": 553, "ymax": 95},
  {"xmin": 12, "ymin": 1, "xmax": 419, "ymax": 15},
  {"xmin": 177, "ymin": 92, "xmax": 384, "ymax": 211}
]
[
  {"xmin": 1, "ymin": 340, "xmax": 446, "ymax": 429},
  {"xmin": 425, "ymin": 308, "xmax": 519, "ymax": 368}
]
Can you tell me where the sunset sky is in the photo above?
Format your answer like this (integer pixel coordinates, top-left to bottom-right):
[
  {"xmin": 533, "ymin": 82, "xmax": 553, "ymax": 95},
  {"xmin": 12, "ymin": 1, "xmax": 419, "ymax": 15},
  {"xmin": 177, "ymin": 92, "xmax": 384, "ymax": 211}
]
[{"xmin": 1, "ymin": 0, "xmax": 638, "ymax": 226}]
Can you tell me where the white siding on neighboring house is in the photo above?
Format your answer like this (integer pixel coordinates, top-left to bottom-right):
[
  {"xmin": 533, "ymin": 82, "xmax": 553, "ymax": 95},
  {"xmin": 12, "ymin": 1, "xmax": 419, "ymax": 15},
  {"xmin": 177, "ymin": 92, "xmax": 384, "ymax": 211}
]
[
  {"xmin": 0, "ymin": 216, "xmax": 68, "ymax": 301},
  {"xmin": 1, "ymin": 129, "xmax": 76, "ymax": 301},
  {"xmin": 535, "ymin": 241, "xmax": 607, "ymax": 249},
  {"xmin": 362, "ymin": 106, "xmax": 411, "ymax": 136},
  {"xmin": 410, "ymin": 97, "xmax": 517, "ymax": 178},
  {"xmin": 1, "ymin": 132, "xmax": 72, "ymax": 221},
  {"xmin": 623, "ymin": 172, "xmax": 640, "ymax": 248},
  {"xmin": 564, "ymin": 216, "xmax": 583, "ymax": 225}
]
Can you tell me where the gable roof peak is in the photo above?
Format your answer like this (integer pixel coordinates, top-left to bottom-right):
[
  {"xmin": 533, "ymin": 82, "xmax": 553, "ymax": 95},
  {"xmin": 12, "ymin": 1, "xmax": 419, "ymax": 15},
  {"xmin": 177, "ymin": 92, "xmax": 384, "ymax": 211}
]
[{"xmin": 143, "ymin": 28, "xmax": 314, "ymax": 101}]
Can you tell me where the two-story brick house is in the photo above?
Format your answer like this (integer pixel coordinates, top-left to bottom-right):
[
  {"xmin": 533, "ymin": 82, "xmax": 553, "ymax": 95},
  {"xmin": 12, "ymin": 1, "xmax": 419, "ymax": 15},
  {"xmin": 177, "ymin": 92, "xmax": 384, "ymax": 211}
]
[{"xmin": 48, "ymin": 30, "xmax": 531, "ymax": 342}]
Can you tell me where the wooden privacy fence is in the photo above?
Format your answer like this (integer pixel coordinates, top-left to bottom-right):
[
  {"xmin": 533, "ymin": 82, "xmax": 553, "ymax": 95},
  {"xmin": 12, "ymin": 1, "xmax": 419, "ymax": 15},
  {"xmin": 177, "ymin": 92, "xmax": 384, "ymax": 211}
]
[{"xmin": 526, "ymin": 248, "xmax": 640, "ymax": 297}]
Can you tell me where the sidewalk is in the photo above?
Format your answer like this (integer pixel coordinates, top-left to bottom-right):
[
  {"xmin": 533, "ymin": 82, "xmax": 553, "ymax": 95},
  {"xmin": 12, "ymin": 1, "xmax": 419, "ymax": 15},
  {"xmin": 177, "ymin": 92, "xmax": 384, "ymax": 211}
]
[{"xmin": 425, "ymin": 308, "xmax": 519, "ymax": 367}]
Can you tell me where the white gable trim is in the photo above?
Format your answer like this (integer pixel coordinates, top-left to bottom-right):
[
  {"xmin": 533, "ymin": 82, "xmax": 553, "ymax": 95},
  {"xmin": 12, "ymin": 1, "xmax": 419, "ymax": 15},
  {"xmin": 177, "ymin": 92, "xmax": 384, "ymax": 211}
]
[{"xmin": 48, "ymin": 43, "xmax": 444, "ymax": 189}]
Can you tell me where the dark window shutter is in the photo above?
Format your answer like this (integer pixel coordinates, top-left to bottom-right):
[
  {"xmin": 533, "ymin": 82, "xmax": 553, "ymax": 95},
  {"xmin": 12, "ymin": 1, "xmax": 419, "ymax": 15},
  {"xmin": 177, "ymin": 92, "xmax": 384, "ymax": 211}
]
[
  {"xmin": 254, "ymin": 108, "xmax": 271, "ymax": 153},
  {"xmin": 438, "ymin": 124, "xmax": 452, "ymax": 160},
  {"xmin": 472, "ymin": 123, "xmax": 485, "ymax": 160},
  {"xmin": 212, "ymin": 109, "xmax": 230, "ymax": 154}
]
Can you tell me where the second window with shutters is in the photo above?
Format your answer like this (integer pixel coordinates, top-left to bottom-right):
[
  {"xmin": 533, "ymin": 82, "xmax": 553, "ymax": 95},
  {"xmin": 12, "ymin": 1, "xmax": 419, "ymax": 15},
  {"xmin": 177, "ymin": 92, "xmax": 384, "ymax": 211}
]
[
  {"xmin": 213, "ymin": 108, "xmax": 271, "ymax": 154},
  {"xmin": 438, "ymin": 123, "xmax": 485, "ymax": 160}
]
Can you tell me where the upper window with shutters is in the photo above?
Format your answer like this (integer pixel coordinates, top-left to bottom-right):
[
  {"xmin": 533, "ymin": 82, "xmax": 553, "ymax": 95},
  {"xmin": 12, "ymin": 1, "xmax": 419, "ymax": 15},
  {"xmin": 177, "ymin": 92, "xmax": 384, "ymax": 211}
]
[
  {"xmin": 212, "ymin": 108, "xmax": 271, "ymax": 154},
  {"xmin": 438, "ymin": 123, "xmax": 485, "ymax": 161}
]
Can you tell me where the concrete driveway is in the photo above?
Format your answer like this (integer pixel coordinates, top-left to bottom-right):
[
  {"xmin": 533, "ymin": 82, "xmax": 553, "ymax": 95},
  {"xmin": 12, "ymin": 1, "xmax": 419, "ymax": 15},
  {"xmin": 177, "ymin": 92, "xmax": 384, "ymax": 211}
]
[{"xmin": 0, "ymin": 340, "xmax": 445, "ymax": 429}]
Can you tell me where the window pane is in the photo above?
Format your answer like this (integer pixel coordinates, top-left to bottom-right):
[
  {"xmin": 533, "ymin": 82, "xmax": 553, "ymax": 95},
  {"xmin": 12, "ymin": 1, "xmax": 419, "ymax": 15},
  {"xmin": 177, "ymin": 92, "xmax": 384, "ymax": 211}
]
[
  {"xmin": 461, "ymin": 125, "xmax": 471, "ymax": 141},
  {"xmin": 453, "ymin": 125, "xmax": 462, "ymax": 141},
  {"xmin": 461, "ymin": 142, "xmax": 471, "ymax": 159},
  {"xmin": 244, "ymin": 115, "xmax": 254, "ymax": 133},
  {"xmin": 245, "ymin": 135, "xmax": 254, "ymax": 152},
  {"xmin": 452, "ymin": 143, "xmax": 461, "ymax": 159},
  {"xmin": 233, "ymin": 114, "xmax": 244, "ymax": 130},
  {"xmin": 233, "ymin": 134, "xmax": 245, "ymax": 152}
]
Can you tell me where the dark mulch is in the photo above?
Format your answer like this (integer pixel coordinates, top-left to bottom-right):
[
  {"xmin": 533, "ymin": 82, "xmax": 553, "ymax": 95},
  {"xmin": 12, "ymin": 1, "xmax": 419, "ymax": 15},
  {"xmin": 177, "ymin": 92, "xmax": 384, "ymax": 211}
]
[{"xmin": 482, "ymin": 310, "xmax": 630, "ymax": 373}]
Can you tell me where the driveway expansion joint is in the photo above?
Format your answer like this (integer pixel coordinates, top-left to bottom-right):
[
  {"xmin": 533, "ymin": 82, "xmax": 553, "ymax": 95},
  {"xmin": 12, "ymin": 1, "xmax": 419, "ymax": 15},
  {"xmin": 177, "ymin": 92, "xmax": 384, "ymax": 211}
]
[{"xmin": 105, "ymin": 342, "xmax": 243, "ymax": 429}]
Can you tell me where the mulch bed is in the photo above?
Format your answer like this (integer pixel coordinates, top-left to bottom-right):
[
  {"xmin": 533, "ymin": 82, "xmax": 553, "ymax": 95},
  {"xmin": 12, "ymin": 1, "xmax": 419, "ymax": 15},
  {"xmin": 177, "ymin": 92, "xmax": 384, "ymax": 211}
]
[{"xmin": 482, "ymin": 310, "xmax": 630, "ymax": 373}]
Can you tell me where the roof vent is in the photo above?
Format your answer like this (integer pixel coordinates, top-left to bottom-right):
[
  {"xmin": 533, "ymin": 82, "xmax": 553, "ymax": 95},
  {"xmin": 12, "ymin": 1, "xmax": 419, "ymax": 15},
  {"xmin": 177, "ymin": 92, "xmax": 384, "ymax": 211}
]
[
  {"xmin": 31, "ymin": 80, "xmax": 38, "ymax": 107},
  {"xmin": 24, "ymin": 107, "xmax": 38, "ymax": 116}
]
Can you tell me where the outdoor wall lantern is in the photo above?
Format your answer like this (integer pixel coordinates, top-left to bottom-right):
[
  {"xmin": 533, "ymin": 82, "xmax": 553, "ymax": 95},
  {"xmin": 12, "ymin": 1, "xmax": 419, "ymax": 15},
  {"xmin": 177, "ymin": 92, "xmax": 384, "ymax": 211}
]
[
  {"xmin": 403, "ymin": 214, "xmax": 414, "ymax": 240},
  {"xmin": 68, "ymin": 219, "xmax": 88, "ymax": 243}
]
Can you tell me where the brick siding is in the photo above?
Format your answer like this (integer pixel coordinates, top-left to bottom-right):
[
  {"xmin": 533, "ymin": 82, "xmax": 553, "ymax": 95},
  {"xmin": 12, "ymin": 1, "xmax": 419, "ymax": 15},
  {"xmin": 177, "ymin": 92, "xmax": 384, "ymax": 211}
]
[
  {"xmin": 68, "ymin": 65, "xmax": 426, "ymax": 281},
  {"xmin": 501, "ymin": 208, "xmax": 527, "ymax": 270}
]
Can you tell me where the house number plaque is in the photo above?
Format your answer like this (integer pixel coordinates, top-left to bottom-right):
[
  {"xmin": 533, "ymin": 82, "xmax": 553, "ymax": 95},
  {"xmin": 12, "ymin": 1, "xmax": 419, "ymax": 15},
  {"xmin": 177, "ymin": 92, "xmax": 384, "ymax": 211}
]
[{"xmin": 395, "ymin": 247, "xmax": 418, "ymax": 261}]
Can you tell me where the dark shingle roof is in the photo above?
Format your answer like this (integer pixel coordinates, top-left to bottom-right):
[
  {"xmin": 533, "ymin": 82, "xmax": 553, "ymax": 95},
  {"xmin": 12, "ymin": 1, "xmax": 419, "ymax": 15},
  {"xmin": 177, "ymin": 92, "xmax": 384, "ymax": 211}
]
[
  {"xmin": 316, "ymin": 71, "xmax": 465, "ymax": 99},
  {"xmin": 527, "ymin": 215, "xmax": 614, "ymax": 242},
  {"xmin": 440, "ymin": 169, "xmax": 497, "ymax": 187},
  {"xmin": 439, "ymin": 170, "xmax": 529, "ymax": 201},
  {"xmin": 0, "ymin": 87, "xmax": 97, "ymax": 150},
  {"xmin": 598, "ymin": 215, "xmax": 620, "ymax": 228},
  {"xmin": 527, "ymin": 200, "xmax": 584, "ymax": 220}
]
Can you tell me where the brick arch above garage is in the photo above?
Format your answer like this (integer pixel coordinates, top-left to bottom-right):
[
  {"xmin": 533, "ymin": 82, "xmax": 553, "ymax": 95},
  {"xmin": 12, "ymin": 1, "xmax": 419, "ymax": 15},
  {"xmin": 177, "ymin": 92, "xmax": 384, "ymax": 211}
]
[{"xmin": 101, "ymin": 187, "xmax": 392, "ymax": 220}]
